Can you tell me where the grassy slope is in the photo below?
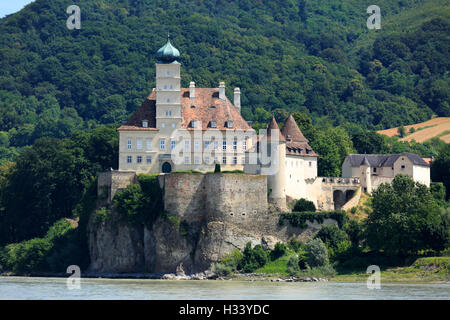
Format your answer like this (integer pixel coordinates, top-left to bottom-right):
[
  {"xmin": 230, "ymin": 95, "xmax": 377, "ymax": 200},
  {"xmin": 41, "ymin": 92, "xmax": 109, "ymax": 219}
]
[
  {"xmin": 333, "ymin": 257, "xmax": 450, "ymax": 283},
  {"xmin": 252, "ymin": 256, "xmax": 450, "ymax": 283},
  {"xmin": 377, "ymin": 117, "xmax": 450, "ymax": 142}
]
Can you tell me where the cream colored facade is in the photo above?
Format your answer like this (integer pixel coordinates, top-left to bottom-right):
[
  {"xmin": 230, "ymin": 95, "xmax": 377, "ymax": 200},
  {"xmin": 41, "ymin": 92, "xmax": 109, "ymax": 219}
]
[
  {"xmin": 284, "ymin": 155, "xmax": 318, "ymax": 200},
  {"xmin": 342, "ymin": 153, "xmax": 431, "ymax": 193},
  {"xmin": 119, "ymin": 128, "xmax": 254, "ymax": 173}
]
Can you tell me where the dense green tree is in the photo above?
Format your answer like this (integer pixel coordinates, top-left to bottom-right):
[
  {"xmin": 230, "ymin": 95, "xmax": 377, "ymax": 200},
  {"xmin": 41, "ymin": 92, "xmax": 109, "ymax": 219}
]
[
  {"xmin": 431, "ymin": 144, "xmax": 450, "ymax": 200},
  {"xmin": 305, "ymin": 238, "xmax": 329, "ymax": 268},
  {"xmin": 366, "ymin": 175, "xmax": 449, "ymax": 256},
  {"xmin": 293, "ymin": 198, "xmax": 316, "ymax": 212}
]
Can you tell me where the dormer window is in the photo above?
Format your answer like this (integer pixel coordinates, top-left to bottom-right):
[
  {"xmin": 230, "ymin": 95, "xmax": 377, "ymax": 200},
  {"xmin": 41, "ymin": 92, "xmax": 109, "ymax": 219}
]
[
  {"xmin": 191, "ymin": 120, "xmax": 197, "ymax": 128},
  {"xmin": 142, "ymin": 120, "xmax": 148, "ymax": 128},
  {"xmin": 210, "ymin": 121, "xmax": 217, "ymax": 128},
  {"xmin": 226, "ymin": 121, "xmax": 233, "ymax": 128}
]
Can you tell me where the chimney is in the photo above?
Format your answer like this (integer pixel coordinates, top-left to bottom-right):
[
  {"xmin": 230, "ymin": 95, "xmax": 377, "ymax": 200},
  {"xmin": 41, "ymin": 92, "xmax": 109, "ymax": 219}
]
[
  {"xmin": 189, "ymin": 81, "xmax": 195, "ymax": 99},
  {"xmin": 219, "ymin": 81, "xmax": 226, "ymax": 100},
  {"xmin": 234, "ymin": 87, "xmax": 241, "ymax": 113}
]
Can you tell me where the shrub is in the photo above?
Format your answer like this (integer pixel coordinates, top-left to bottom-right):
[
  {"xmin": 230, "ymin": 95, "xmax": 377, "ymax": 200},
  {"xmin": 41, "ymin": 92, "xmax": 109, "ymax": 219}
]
[
  {"xmin": 279, "ymin": 210, "xmax": 347, "ymax": 229},
  {"xmin": 286, "ymin": 254, "xmax": 300, "ymax": 275},
  {"xmin": 305, "ymin": 239, "xmax": 329, "ymax": 267},
  {"xmin": 113, "ymin": 174, "xmax": 163, "ymax": 228},
  {"xmin": 212, "ymin": 262, "xmax": 233, "ymax": 276},
  {"xmin": 0, "ymin": 219, "xmax": 76, "ymax": 273},
  {"xmin": 287, "ymin": 238, "xmax": 305, "ymax": 252},
  {"xmin": 93, "ymin": 207, "xmax": 111, "ymax": 226},
  {"xmin": 297, "ymin": 249, "xmax": 308, "ymax": 269},
  {"xmin": 293, "ymin": 198, "xmax": 316, "ymax": 212},
  {"xmin": 398, "ymin": 125, "xmax": 406, "ymax": 137},
  {"xmin": 221, "ymin": 249, "xmax": 243, "ymax": 271},
  {"xmin": 299, "ymin": 264, "xmax": 337, "ymax": 278},
  {"xmin": 431, "ymin": 182, "xmax": 446, "ymax": 202},
  {"xmin": 270, "ymin": 242, "xmax": 288, "ymax": 261},
  {"xmin": 1, "ymin": 238, "xmax": 52, "ymax": 273},
  {"xmin": 239, "ymin": 242, "xmax": 269, "ymax": 273},
  {"xmin": 314, "ymin": 225, "xmax": 348, "ymax": 249}
]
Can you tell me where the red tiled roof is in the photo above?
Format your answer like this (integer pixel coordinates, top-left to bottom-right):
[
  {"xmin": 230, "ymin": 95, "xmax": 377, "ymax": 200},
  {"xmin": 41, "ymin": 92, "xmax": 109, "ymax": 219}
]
[
  {"xmin": 118, "ymin": 91, "xmax": 157, "ymax": 131},
  {"xmin": 118, "ymin": 88, "xmax": 253, "ymax": 132},
  {"xmin": 280, "ymin": 114, "xmax": 317, "ymax": 157},
  {"xmin": 281, "ymin": 114, "xmax": 308, "ymax": 143}
]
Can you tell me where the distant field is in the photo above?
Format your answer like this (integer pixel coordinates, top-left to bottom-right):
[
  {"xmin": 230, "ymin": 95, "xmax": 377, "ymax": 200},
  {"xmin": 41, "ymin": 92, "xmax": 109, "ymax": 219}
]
[{"xmin": 377, "ymin": 118, "xmax": 450, "ymax": 143}]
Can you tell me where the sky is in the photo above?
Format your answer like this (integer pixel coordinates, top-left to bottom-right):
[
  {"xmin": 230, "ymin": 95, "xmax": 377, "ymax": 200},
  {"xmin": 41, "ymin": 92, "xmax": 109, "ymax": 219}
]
[{"xmin": 0, "ymin": 0, "xmax": 35, "ymax": 18}]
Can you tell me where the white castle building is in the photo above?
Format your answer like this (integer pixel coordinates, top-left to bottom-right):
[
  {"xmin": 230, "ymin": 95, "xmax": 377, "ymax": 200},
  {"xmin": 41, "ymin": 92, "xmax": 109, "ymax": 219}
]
[
  {"xmin": 116, "ymin": 38, "xmax": 430, "ymax": 211},
  {"xmin": 342, "ymin": 153, "xmax": 431, "ymax": 193}
]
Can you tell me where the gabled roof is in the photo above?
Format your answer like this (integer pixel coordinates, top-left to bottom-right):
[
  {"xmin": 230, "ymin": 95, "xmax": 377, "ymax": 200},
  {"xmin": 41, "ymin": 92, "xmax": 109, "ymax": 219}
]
[
  {"xmin": 281, "ymin": 114, "xmax": 308, "ymax": 143},
  {"xmin": 118, "ymin": 88, "xmax": 253, "ymax": 131},
  {"xmin": 345, "ymin": 153, "xmax": 430, "ymax": 167}
]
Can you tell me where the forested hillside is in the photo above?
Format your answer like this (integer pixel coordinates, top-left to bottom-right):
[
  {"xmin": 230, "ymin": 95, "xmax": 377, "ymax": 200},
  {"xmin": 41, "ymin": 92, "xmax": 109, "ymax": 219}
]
[
  {"xmin": 0, "ymin": 0, "xmax": 449, "ymax": 163},
  {"xmin": 0, "ymin": 0, "xmax": 449, "ymax": 273}
]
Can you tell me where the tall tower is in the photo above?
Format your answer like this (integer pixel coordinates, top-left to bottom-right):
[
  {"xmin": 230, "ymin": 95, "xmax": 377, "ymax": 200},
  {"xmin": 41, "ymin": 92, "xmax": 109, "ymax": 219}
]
[
  {"xmin": 264, "ymin": 117, "xmax": 287, "ymax": 211},
  {"xmin": 155, "ymin": 36, "xmax": 182, "ymax": 131},
  {"xmin": 361, "ymin": 156, "xmax": 372, "ymax": 193}
]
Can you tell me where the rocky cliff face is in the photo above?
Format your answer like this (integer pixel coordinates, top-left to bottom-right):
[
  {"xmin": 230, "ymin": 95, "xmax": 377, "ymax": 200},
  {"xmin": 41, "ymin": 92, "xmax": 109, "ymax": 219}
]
[{"xmin": 88, "ymin": 173, "xmax": 338, "ymax": 274}]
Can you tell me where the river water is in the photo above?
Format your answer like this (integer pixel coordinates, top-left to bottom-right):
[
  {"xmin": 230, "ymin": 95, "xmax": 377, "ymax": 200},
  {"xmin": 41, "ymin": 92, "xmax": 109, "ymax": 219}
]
[{"xmin": 0, "ymin": 277, "xmax": 448, "ymax": 299}]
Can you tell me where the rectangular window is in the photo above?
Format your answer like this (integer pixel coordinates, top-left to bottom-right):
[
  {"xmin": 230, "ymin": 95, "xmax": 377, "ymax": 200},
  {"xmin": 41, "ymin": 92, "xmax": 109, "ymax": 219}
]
[
  {"xmin": 233, "ymin": 156, "xmax": 237, "ymax": 165},
  {"xmin": 171, "ymin": 140, "xmax": 176, "ymax": 151},
  {"xmin": 233, "ymin": 140, "xmax": 237, "ymax": 151},
  {"xmin": 222, "ymin": 156, "xmax": 227, "ymax": 164},
  {"xmin": 146, "ymin": 156, "xmax": 152, "ymax": 164},
  {"xmin": 127, "ymin": 156, "xmax": 132, "ymax": 163},
  {"xmin": 227, "ymin": 121, "xmax": 233, "ymax": 128},
  {"xmin": 137, "ymin": 156, "xmax": 142, "ymax": 164},
  {"xmin": 243, "ymin": 139, "xmax": 247, "ymax": 151},
  {"xmin": 194, "ymin": 156, "xmax": 200, "ymax": 164},
  {"xmin": 184, "ymin": 140, "xmax": 190, "ymax": 151},
  {"xmin": 214, "ymin": 156, "xmax": 218, "ymax": 164},
  {"xmin": 194, "ymin": 139, "xmax": 200, "ymax": 151},
  {"xmin": 127, "ymin": 139, "xmax": 132, "ymax": 150},
  {"xmin": 191, "ymin": 120, "xmax": 197, "ymax": 128},
  {"xmin": 214, "ymin": 140, "xmax": 219, "ymax": 150},
  {"xmin": 184, "ymin": 156, "xmax": 190, "ymax": 164},
  {"xmin": 160, "ymin": 139, "xmax": 165, "ymax": 150},
  {"xmin": 137, "ymin": 139, "xmax": 142, "ymax": 150},
  {"xmin": 204, "ymin": 141, "xmax": 210, "ymax": 150},
  {"xmin": 222, "ymin": 140, "xmax": 227, "ymax": 151},
  {"xmin": 211, "ymin": 121, "xmax": 217, "ymax": 128},
  {"xmin": 205, "ymin": 156, "xmax": 210, "ymax": 164},
  {"xmin": 146, "ymin": 140, "xmax": 152, "ymax": 150}
]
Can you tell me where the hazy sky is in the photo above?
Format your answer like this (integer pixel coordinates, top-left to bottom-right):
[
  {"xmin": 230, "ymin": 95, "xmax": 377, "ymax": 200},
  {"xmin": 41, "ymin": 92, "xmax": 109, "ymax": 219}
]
[{"xmin": 0, "ymin": 0, "xmax": 35, "ymax": 18}]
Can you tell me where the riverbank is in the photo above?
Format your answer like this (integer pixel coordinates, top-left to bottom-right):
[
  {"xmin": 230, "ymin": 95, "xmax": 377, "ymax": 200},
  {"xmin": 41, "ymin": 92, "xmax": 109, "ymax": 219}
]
[{"xmin": 2, "ymin": 256, "xmax": 448, "ymax": 283}]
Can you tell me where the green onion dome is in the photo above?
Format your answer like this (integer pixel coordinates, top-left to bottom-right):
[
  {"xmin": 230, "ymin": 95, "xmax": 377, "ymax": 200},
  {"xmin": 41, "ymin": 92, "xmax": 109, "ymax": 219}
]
[{"xmin": 156, "ymin": 37, "xmax": 180, "ymax": 63}]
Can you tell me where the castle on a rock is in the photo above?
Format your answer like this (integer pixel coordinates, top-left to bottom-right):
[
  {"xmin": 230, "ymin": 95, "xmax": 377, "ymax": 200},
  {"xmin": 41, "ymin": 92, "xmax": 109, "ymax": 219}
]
[{"xmin": 113, "ymin": 38, "xmax": 430, "ymax": 211}]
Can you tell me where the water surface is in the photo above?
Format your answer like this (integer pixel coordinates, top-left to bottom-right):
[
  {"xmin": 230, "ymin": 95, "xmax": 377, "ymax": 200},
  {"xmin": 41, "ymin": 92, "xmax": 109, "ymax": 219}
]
[{"xmin": 0, "ymin": 277, "xmax": 448, "ymax": 300}]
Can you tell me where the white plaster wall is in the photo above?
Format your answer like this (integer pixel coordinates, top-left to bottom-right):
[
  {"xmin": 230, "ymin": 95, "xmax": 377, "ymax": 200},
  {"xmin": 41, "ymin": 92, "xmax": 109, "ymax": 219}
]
[{"xmin": 413, "ymin": 165, "xmax": 430, "ymax": 187}]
